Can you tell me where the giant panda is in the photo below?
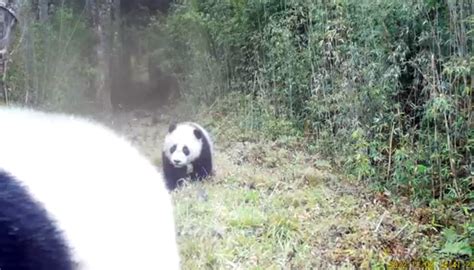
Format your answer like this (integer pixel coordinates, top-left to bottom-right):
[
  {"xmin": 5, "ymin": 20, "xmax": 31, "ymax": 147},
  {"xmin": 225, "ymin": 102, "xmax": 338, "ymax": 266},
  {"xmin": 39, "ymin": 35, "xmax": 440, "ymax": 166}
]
[
  {"xmin": 0, "ymin": 107, "xmax": 180, "ymax": 270},
  {"xmin": 162, "ymin": 122, "xmax": 214, "ymax": 191}
]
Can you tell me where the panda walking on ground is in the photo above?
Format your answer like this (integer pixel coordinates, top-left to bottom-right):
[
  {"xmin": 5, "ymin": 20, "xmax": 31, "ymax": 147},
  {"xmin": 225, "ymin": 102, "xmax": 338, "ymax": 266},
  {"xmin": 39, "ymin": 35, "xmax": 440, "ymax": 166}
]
[
  {"xmin": 162, "ymin": 122, "xmax": 214, "ymax": 191},
  {"xmin": 0, "ymin": 107, "xmax": 180, "ymax": 270}
]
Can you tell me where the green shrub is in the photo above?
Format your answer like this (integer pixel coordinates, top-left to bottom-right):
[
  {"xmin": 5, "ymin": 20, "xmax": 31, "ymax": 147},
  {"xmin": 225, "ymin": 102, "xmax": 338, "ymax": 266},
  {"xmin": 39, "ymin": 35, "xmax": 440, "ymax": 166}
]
[
  {"xmin": 161, "ymin": 0, "xmax": 472, "ymax": 207},
  {"xmin": 7, "ymin": 6, "xmax": 94, "ymax": 112}
]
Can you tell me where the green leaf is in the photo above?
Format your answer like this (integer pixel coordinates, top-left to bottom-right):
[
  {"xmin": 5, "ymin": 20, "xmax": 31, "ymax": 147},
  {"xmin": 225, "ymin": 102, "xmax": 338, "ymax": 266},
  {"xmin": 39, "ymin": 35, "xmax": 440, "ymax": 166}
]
[
  {"xmin": 440, "ymin": 239, "xmax": 472, "ymax": 256},
  {"xmin": 442, "ymin": 228, "xmax": 459, "ymax": 242},
  {"xmin": 416, "ymin": 164, "xmax": 427, "ymax": 174}
]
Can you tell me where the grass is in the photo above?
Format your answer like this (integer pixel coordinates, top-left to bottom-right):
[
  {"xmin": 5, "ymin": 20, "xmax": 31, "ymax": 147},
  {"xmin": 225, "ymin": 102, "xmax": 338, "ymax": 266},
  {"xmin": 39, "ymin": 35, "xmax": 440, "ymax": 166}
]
[{"xmin": 111, "ymin": 106, "xmax": 454, "ymax": 270}]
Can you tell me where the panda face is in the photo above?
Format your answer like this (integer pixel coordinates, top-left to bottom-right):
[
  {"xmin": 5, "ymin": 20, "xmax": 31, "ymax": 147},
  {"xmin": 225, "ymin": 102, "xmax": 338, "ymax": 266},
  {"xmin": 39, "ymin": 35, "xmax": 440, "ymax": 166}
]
[{"xmin": 164, "ymin": 123, "xmax": 203, "ymax": 168}]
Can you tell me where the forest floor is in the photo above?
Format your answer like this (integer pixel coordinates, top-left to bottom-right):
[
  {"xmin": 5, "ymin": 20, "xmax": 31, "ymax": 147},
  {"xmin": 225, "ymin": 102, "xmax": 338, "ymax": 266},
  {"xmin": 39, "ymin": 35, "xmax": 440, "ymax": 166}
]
[{"xmin": 106, "ymin": 108, "xmax": 442, "ymax": 270}]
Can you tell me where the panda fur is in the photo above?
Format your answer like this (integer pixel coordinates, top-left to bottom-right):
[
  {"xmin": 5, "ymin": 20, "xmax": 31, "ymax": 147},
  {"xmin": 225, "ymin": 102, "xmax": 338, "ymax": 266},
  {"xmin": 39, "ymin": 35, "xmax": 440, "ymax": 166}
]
[
  {"xmin": 162, "ymin": 122, "xmax": 213, "ymax": 191},
  {"xmin": 0, "ymin": 107, "xmax": 180, "ymax": 270}
]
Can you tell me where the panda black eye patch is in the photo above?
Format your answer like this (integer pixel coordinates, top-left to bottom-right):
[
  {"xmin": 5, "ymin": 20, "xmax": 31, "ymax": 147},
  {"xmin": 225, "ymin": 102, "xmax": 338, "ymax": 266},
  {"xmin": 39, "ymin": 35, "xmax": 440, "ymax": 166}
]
[
  {"xmin": 183, "ymin": 146, "xmax": 190, "ymax": 156},
  {"xmin": 170, "ymin": 145, "xmax": 177, "ymax": 153}
]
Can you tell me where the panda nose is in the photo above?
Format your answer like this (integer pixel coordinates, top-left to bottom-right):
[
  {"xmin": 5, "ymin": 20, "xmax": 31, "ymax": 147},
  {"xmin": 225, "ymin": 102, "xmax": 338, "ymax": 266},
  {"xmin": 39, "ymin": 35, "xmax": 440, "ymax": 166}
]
[{"xmin": 173, "ymin": 160, "xmax": 181, "ymax": 165}]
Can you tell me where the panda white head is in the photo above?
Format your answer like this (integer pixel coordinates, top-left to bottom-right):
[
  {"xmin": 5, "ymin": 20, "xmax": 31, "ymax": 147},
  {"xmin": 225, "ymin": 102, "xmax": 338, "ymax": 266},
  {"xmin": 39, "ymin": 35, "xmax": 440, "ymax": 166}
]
[{"xmin": 164, "ymin": 123, "xmax": 204, "ymax": 168}]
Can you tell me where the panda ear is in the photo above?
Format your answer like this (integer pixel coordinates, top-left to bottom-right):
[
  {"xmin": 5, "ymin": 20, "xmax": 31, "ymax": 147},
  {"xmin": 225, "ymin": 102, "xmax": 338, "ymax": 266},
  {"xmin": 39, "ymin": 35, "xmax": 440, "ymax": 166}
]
[
  {"xmin": 193, "ymin": 129, "xmax": 203, "ymax": 139},
  {"xmin": 168, "ymin": 123, "xmax": 177, "ymax": 133}
]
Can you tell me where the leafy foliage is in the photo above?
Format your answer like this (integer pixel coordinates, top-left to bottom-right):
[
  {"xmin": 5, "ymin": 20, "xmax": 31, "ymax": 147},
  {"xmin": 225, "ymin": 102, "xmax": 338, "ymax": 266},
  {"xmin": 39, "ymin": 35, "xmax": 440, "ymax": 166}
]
[
  {"xmin": 152, "ymin": 0, "xmax": 472, "ymax": 259},
  {"xmin": 158, "ymin": 0, "xmax": 472, "ymax": 207},
  {"xmin": 439, "ymin": 227, "xmax": 472, "ymax": 257},
  {"xmin": 6, "ymin": 5, "xmax": 94, "ymax": 112}
]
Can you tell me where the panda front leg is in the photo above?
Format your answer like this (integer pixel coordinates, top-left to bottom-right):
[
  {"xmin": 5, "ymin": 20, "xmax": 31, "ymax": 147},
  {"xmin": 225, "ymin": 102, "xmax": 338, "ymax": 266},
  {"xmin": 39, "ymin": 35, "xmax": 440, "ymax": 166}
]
[
  {"xmin": 192, "ymin": 156, "xmax": 213, "ymax": 181},
  {"xmin": 162, "ymin": 152, "xmax": 188, "ymax": 191}
]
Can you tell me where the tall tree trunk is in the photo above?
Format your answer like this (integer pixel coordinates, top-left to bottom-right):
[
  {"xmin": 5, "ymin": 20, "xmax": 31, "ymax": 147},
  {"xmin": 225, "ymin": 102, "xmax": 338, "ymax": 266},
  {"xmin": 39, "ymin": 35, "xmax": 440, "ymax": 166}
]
[
  {"xmin": 109, "ymin": 0, "xmax": 121, "ymax": 108},
  {"xmin": 24, "ymin": 18, "xmax": 37, "ymax": 104},
  {"xmin": 89, "ymin": 0, "xmax": 113, "ymax": 112},
  {"xmin": 0, "ymin": 0, "xmax": 18, "ymax": 104},
  {"xmin": 38, "ymin": 0, "xmax": 48, "ymax": 22}
]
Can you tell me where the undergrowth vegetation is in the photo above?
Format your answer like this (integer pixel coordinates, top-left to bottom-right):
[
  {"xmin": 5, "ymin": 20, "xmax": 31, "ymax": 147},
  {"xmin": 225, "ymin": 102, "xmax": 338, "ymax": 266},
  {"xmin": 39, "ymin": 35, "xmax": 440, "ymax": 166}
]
[
  {"xmin": 154, "ymin": 0, "xmax": 474, "ymax": 262},
  {"xmin": 119, "ymin": 109, "xmax": 467, "ymax": 268},
  {"xmin": 154, "ymin": 0, "xmax": 473, "ymax": 260},
  {"xmin": 6, "ymin": 6, "xmax": 93, "ymax": 112},
  {"xmin": 161, "ymin": 0, "xmax": 472, "ymax": 204}
]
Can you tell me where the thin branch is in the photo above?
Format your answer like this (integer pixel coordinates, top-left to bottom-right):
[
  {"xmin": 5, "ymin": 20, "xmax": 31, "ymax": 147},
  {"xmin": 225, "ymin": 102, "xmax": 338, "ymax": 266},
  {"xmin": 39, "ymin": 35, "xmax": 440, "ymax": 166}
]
[
  {"xmin": 374, "ymin": 211, "xmax": 388, "ymax": 233},
  {"xmin": 392, "ymin": 223, "xmax": 409, "ymax": 240}
]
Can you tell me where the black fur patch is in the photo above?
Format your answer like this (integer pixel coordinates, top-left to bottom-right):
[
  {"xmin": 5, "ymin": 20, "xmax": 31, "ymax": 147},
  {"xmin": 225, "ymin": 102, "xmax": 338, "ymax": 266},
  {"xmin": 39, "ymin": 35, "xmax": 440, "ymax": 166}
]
[
  {"xmin": 170, "ymin": 145, "xmax": 177, "ymax": 153},
  {"xmin": 183, "ymin": 146, "xmax": 190, "ymax": 156},
  {"xmin": 191, "ymin": 132, "xmax": 213, "ymax": 181},
  {"xmin": 193, "ymin": 129, "xmax": 202, "ymax": 139},
  {"xmin": 168, "ymin": 123, "xmax": 177, "ymax": 133},
  {"xmin": 0, "ymin": 170, "xmax": 74, "ymax": 270}
]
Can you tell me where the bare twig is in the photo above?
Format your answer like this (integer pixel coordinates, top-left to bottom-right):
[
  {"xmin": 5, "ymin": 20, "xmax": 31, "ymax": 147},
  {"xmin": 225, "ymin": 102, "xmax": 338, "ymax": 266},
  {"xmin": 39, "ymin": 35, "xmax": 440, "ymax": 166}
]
[
  {"xmin": 392, "ymin": 223, "xmax": 409, "ymax": 239},
  {"xmin": 2, "ymin": 60, "xmax": 8, "ymax": 104},
  {"xmin": 374, "ymin": 211, "xmax": 388, "ymax": 233},
  {"xmin": 386, "ymin": 121, "xmax": 395, "ymax": 181}
]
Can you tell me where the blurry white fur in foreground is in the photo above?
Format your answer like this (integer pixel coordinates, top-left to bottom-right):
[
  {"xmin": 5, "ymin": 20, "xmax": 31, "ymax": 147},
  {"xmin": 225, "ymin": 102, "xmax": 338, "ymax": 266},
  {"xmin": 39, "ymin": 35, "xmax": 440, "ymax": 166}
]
[{"xmin": 0, "ymin": 107, "xmax": 180, "ymax": 270}]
